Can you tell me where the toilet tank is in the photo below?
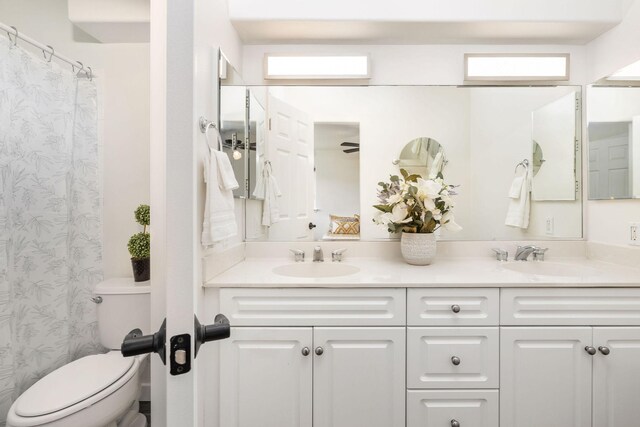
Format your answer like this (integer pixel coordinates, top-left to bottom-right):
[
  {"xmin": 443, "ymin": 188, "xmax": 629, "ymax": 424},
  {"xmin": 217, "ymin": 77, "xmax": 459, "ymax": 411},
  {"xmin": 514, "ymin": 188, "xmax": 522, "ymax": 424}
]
[{"xmin": 93, "ymin": 278, "xmax": 151, "ymax": 350}]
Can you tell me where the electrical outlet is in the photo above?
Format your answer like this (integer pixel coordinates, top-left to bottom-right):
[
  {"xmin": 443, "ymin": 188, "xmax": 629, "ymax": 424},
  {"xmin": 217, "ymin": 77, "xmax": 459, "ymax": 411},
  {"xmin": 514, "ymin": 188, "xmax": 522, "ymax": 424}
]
[
  {"xmin": 630, "ymin": 223, "xmax": 640, "ymax": 246},
  {"xmin": 545, "ymin": 217, "xmax": 554, "ymax": 236}
]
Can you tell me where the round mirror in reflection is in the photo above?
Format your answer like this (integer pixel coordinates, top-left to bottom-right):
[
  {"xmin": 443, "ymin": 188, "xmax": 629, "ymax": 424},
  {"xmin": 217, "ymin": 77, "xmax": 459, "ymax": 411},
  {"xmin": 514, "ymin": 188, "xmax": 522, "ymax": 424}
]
[
  {"xmin": 532, "ymin": 140, "xmax": 545, "ymax": 176},
  {"xmin": 397, "ymin": 137, "xmax": 446, "ymax": 178}
]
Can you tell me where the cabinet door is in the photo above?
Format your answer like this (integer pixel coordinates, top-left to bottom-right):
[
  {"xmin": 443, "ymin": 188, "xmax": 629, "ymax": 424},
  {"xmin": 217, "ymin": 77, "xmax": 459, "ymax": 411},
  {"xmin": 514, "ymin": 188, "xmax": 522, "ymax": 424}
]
[
  {"xmin": 220, "ymin": 327, "xmax": 313, "ymax": 427},
  {"xmin": 313, "ymin": 327, "xmax": 405, "ymax": 427},
  {"xmin": 500, "ymin": 327, "xmax": 592, "ymax": 427},
  {"xmin": 593, "ymin": 327, "xmax": 640, "ymax": 427}
]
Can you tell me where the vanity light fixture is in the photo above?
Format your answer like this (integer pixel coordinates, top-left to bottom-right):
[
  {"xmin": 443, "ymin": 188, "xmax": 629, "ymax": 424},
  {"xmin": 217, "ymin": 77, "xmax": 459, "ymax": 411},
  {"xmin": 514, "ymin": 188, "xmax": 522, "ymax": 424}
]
[
  {"xmin": 464, "ymin": 54, "xmax": 570, "ymax": 82},
  {"xmin": 607, "ymin": 59, "xmax": 640, "ymax": 81},
  {"xmin": 264, "ymin": 54, "xmax": 370, "ymax": 80}
]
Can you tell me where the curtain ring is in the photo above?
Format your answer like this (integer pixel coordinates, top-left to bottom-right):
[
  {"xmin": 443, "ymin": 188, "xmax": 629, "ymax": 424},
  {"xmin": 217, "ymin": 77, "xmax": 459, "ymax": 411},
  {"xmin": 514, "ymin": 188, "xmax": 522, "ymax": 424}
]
[
  {"xmin": 8, "ymin": 26, "xmax": 18, "ymax": 47},
  {"xmin": 43, "ymin": 45, "xmax": 54, "ymax": 63},
  {"xmin": 86, "ymin": 66, "xmax": 93, "ymax": 81}
]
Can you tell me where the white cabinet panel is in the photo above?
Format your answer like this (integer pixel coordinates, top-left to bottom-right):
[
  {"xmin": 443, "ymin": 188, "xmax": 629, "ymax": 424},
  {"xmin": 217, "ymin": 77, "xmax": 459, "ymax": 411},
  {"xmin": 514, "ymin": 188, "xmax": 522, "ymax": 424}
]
[
  {"xmin": 593, "ymin": 327, "xmax": 640, "ymax": 427},
  {"xmin": 313, "ymin": 327, "xmax": 405, "ymax": 427},
  {"xmin": 220, "ymin": 288, "xmax": 406, "ymax": 326},
  {"xmin": 408, "ymin": 288, "xmax": 499, "ymax": 326},
  {"xmin": 501, "ymin": 288, "xmax": 640, "ymax": 325},
  {"xmin": 407, "ymin": 327, "xmax": 499, "ymax": 389},
  {"xmin": 500, "ymin": 327, "xmax": 592, "ymax": 427},
  {"xmin": 220, "ymin": 327, "xmax": 312, "ymax": 427},
  {"xmin": 407, "ymin": 390, "xmax": 499, "ymax": 427}
]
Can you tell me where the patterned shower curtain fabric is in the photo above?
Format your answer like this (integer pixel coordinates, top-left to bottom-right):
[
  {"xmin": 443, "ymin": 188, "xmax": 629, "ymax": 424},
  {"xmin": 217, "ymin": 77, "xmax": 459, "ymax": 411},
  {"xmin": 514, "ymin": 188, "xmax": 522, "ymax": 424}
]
[{"xmin": 0, "ymin": 38, "xmax": 103, "ymax": 425}]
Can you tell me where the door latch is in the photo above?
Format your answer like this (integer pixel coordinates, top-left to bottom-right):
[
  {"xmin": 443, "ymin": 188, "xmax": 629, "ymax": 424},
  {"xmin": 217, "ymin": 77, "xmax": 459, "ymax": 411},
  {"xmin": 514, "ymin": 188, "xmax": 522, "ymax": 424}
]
[{"xmin": 120, "ymin": 314, "xmax": 230, "ymax": 376}]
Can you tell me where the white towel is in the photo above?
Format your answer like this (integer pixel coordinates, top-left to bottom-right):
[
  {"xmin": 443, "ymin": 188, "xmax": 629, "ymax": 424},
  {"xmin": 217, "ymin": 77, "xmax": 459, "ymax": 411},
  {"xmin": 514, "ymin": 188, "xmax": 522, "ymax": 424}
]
[
  {"xmin": 252, "ymin": 161, "xmax": 282, "ymax": 226},
  {"xmin": 202, "ymin": 130, "xmax": 239, "ymax": 246},
  {"xmin": 505, "ymin": 166, "xmax": 532, "ymax": 229}
]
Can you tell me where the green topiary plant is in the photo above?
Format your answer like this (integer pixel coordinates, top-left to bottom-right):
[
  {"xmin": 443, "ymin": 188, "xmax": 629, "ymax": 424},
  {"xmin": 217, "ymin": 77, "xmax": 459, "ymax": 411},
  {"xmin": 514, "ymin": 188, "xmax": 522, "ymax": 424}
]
[
  {"xmin": 128, "ymin": 232, "xmax": 150, "ymax": 260},
  {"xmin": 128, "ymin": 204, "xmax": 150, "ymax": 260}
]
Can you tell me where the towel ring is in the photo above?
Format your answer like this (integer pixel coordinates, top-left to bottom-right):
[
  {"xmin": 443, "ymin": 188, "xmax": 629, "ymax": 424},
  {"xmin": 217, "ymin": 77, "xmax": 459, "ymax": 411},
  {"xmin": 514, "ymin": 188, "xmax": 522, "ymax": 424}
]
[
  {"xmin": 199, "ymin": 116, "xmax": 223, "ymax": 152},
  {"xmin": 514, "ymin": 159, "xmax": 529, "ymax": 173}
]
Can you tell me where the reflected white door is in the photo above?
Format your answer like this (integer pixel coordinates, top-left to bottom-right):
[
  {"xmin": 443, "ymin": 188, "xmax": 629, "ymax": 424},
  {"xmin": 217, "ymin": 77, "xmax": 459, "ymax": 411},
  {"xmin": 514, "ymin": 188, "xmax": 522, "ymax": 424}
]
[
  {"xmin": 500, "ymin": 327, "xmax": 592, "ymax": 427},
  {"xmin": 313, "ymin": 327, "xmax": 406, "ymax": 427},
  {"xmin": 589, "ymin": 122, "xmax": 632, "ymax": 199},
  {"xmin": 220, "ymin": 327, "xmax": 313, "ymax": 427},
  {"xmin": 593, "ymin": 327, "xmax": 640, "ymax": 427},
  {"xmin": 266, "ymin": 95, "xmax": 314, "ymax": 240}
]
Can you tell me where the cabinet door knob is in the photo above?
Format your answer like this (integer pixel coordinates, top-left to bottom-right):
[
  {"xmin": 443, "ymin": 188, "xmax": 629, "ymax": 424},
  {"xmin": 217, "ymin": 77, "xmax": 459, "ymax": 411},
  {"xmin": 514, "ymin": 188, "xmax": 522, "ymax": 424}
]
[
  {"xmin": 301, "ymin": 347, "xmax": 310, "ymax": 356},
  {"xmin": 451, "ymin": 356, "xmax": 461, "ymax": 366},
  {"xmin": 598, "ymin": 346, "xmax": 611, "ymax": 356},
  {"xmin": 585, "ymin": 346, "xmax": 597, "ymax": 355},
  {"xmin": 451, "ymin": 305, "xmax": 461, "ymax": 313},
  {"xmin": 315, "ymin": 346, "xmax": 324, "ymax": 356},
  {"xmin": 451, "ymin": 420, "xmax": 460, "ymax": 427}
]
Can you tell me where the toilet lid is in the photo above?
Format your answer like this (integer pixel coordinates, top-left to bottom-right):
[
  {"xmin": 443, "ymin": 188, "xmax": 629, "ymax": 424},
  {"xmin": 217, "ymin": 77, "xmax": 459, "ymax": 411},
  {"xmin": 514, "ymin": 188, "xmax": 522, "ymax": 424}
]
[{"xmin": 14, "ymin": 353, "xmax": 134, "ymax": 417}]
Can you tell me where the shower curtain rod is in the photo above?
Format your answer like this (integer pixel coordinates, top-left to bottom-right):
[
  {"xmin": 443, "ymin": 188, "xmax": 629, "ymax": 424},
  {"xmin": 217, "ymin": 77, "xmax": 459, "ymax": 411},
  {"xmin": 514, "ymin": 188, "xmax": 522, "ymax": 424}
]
[{"xmin": 0, "ymin": 22, "xmax": 93, "ymax": 80}]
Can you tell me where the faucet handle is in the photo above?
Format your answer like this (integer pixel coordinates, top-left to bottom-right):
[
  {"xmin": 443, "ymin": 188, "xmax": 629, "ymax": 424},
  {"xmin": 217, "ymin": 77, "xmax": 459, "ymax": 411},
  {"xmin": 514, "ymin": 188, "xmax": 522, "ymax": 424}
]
[
  {"xmin": 491, "ymin": 248, "xmax": 508, "ymax": 261},
  {"xmin": 332, "ymin": 248, "xmax": 347, "ymax": 262},
  {"xmin": 533, "ymin": 247, "xmax": 548, "ymax": 261},
  {"xmin": 289, "ymin": 249, "xmax": 305, "ymax": 262}
]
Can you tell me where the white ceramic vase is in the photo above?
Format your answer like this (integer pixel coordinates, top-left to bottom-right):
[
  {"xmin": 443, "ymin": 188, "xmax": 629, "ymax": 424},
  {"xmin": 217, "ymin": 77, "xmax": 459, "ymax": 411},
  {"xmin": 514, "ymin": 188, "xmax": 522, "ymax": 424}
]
[{"xmin": 400, "ymin": 232, "xmax": 436, "ymax": 265}]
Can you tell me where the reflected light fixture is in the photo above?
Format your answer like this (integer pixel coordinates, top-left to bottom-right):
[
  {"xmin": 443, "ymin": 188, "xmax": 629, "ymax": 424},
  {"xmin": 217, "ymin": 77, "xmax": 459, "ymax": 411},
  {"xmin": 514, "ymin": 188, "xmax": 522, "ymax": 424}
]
[
  {"xmin": 264, "ymin": 54, "xmax": 370, "ymax": 80},
  {"xmin": 464, "ymin": 54, "xmax": 570, "ymax": 82}
]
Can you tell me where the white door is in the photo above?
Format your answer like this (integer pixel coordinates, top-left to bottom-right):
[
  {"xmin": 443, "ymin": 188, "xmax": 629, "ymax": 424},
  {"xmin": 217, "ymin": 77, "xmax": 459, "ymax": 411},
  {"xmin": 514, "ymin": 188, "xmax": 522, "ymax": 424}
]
[
  {"xmin": 313, "ymin": 327, "xmax": 406, "ymax": 427},
  {"xmin": 220, "ymin": 327, "xmax": 313, "ymax": 427},
  {"xmin": 266, "ymin": 95, "xmax": 314, "ymax": 240},
  {"xmin": 500, "ymin": 327, "xmax": 593, "ymax": 427},
  {"xmin": 589, "ymin": 122, "xmax": 632, "ymax": 199},
  {"xmin": 593, "ymin": 327, "xmax": 640, "ymax": 427}
]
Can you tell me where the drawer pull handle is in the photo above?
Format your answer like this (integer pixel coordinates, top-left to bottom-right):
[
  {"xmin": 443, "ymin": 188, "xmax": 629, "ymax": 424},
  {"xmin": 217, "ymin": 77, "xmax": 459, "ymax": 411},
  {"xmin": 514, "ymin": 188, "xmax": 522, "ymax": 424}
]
[
  {"xmin": 451, "ymin": 356, "xmax": 461, "ymax": 366},
  {"xmin": 315, "ymin": 347, "xmax": 324, "ymax": 356},
  {"xmin": 585, "ymin": 346, "xmax": 597, "ymax": 356},
  {"xmin": 451, "ymin": 420, "xmax": 460, "ymax": 427},
  {"xmin": 598, "ymin": 346, "xmax": 611, "ymax": 356},
  {"xmin": 301, "ymin": 347, "xmax": 310, "ymax": 356},
  {"xmin": 451, "ymin": 304, "xmax": 461, "ymax": 313}
]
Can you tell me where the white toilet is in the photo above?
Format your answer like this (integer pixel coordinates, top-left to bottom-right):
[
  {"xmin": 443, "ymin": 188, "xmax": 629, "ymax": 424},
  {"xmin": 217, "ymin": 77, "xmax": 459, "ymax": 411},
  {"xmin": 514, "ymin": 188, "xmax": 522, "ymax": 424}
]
[{"xmin": 7, "ymin": 278, "xmax": 151, "ymax": 427}]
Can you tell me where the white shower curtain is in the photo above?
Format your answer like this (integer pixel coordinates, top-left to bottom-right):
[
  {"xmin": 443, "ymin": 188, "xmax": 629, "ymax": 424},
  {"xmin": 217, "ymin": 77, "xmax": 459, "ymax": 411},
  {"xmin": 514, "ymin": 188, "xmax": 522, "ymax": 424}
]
[{"xmin": 0, "ymin": 38, "xmax": 103, "ymax": 424}]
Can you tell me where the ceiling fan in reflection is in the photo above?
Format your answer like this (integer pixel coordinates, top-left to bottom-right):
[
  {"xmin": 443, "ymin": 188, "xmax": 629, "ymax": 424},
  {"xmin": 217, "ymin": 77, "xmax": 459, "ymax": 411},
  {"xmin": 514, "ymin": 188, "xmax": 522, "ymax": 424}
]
[{"xmin": 341, "ymin": 142, "xmax": 360, "ymax": 153}]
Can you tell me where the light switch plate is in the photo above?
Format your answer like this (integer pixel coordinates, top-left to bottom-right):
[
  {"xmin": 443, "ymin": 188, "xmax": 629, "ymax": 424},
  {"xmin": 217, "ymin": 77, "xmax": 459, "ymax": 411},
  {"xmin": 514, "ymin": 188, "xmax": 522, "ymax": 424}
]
[{"xmin": 545, "ymin": 217, "xmax": 554, "ymax": 236}]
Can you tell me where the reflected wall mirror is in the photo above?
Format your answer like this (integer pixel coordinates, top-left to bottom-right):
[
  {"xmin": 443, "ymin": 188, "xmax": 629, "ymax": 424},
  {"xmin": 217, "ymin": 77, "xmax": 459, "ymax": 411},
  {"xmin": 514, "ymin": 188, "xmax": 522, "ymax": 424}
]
[
  {"xmin": 221, "ymin": 85, "xmax": 582, "ymax": 241},
  {"xmin": 587, "ymin": 85, "xmax": 640, "ymax": 200}
]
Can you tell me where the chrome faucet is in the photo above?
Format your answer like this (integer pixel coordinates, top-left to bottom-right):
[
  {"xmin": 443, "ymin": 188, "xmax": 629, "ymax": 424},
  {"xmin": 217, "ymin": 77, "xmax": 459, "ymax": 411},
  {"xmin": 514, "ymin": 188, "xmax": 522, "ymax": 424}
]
[
  {"xmin": 313, "ymin": 246, "xmax": 324, "ymax": 262},
  {"xmin": 515, "ymin": 245, "xmax": 539, "ymax": 261}
]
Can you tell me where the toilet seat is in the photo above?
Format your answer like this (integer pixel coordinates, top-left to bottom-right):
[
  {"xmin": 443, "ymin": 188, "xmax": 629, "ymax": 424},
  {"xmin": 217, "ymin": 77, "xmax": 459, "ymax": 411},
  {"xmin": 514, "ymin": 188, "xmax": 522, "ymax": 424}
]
[{"xmin": 7, "ymin": 352, "xmax": 143, "ymax": 427}]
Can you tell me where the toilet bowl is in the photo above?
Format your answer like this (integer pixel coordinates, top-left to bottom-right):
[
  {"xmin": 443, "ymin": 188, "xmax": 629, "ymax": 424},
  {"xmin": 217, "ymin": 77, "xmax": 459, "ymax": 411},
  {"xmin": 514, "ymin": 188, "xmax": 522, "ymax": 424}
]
[{"xmin": 6, "ymin": 278, "xmax": 151, "ymax": 427}]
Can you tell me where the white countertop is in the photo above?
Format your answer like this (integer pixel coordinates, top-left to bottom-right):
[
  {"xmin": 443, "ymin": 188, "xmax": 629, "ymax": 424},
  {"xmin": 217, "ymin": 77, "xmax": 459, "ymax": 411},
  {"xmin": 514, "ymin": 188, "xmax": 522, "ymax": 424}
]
[{"xmin": 204, "ymin": 257, "xmax": 640, "ymax": 288}]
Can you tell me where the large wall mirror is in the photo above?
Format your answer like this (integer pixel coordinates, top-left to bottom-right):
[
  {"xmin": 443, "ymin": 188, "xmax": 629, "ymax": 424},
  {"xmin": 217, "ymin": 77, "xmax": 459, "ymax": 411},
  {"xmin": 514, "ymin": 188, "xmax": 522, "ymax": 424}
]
[
  {"xmin": 587, "ymin": 85, "xmax": 640, "ymax": 200},
  {"xmin": 223, "ymin": 85, "xmax": 582, "ymax": 241}
]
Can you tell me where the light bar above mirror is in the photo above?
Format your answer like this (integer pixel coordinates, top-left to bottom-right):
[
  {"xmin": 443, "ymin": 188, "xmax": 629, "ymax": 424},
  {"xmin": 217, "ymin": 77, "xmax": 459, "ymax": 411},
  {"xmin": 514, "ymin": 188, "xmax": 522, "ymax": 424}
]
[
  {"xmin": 464, "ymin": 54, "xmax": 570, "ymax": 82},
  {"xmin": 264, "ymin": 54, "xmax": 371, "ymax": 80}
]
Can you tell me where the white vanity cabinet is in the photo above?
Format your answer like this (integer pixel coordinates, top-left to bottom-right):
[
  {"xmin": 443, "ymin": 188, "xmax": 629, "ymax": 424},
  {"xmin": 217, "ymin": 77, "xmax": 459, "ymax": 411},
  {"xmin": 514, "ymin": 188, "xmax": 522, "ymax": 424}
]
[{"xmin": 219, "ymin": 289, "xmax": 406, "ymax": 427}]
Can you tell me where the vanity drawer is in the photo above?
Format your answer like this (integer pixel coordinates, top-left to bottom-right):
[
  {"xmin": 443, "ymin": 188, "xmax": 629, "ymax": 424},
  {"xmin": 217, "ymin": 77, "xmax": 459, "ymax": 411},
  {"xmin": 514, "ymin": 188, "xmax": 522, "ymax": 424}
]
[
  {"xmin": 501, "ymin": 288, "xmax": 640, "ymax": 326},
  {"xmin": 219, "ymin": 288, "xmax": 406, "ymax": 326},
  {"xmin": 407, "ymin": 289, "xmax": 499, "ymax": 326},
  {"xmin": 407, "ymin": 327, "xmax": 499, "ymax": 389},
  {"xmin": 407, "ymin": 390, "xmax": 499, "ymax": 427}
]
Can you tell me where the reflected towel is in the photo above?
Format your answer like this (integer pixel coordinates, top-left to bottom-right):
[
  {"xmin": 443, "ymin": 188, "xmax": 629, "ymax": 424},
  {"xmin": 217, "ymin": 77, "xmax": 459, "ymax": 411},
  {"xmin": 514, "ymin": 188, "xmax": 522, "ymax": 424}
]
[
  {"xmin": 202, "ymin": 142, "xmax": 239, "ymax": 246},
  {"xmin": 505, "ymin": 166, "xmax": 532, "ymax": 229},
  {"xmin": 253, "ymin": 161, "xmax": 281, "ymax": 226}
]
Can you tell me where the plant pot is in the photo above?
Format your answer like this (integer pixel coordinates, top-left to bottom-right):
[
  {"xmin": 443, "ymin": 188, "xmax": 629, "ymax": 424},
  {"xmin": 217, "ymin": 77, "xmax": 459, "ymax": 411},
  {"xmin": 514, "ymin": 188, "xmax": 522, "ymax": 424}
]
[
  {"xmin": 400, "ymin": 232, "xmax": 436, "ymax": 265},
  {"xmin": 131, "ymin": 257, "xmax": 150, "ymax": 282}
]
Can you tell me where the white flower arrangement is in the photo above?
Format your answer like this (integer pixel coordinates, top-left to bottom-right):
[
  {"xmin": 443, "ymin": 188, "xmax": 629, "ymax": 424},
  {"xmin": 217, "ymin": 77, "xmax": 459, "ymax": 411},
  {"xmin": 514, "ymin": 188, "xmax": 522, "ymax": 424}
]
[{"xmin": 373, "ymin": 169, "xmax": 462, "ymax": 234}]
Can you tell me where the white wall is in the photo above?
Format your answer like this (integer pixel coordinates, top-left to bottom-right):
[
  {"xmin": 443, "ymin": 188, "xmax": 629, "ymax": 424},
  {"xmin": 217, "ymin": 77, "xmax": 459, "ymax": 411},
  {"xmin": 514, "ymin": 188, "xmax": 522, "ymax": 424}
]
[{"xmin": 0, "ymin": 0, "xmax": 150, "ymax": 278}]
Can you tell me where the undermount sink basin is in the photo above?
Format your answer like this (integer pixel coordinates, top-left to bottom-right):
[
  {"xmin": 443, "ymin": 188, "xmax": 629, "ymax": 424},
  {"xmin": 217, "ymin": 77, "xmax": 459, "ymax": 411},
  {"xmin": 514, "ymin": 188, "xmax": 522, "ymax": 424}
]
[
  {"xmin": 502, "ymin": 262, "xmax": 601, "ymax": 277},
  {"xmin": 273, "ymin": 263, "xmax": 360, "ymax": 278}
]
